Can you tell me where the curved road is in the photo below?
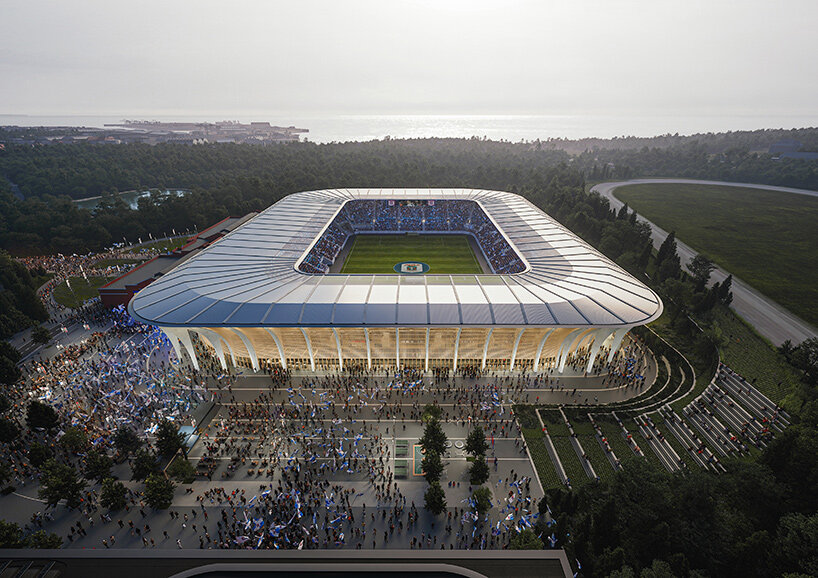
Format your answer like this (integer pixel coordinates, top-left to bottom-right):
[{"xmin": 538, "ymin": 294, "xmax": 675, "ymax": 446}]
[{"xmin": 591, "ymin": 179, "xmax": 818, "ymax": 346}]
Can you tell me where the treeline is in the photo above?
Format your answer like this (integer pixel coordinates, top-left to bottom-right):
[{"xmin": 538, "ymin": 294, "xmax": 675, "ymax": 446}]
[
  {"xmin": 0, "ymin": 138, "xmax": 571, "ymax": 201},
  {"xmin": 539, "ymin": 126, "xmax": 818, "ymax": 155},
  {"xmin": 0, "ymin": 251, "xmax": 48, "ymax": 339},
  {"xmin": 0, "ymin": 139, "xmax": 575, "ymax": 254},
  {"xmin": 576, "ymin": 142, "xmax": 818, "ymax": 190}
]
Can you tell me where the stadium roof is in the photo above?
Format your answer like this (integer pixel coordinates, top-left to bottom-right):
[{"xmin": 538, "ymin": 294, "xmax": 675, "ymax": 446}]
[{"xmin": 128, "ymin": 189, "xmax": 662, "ymax": 328}]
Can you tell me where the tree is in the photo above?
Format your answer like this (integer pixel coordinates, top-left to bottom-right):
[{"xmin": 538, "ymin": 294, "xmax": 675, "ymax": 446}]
[
  {"xmin": 156, "ymin": 419, "xmax": 185, "ymax": 458},
  {"xmin": 777, "ymin": 513, "xmax": 818, "ymax": 577},
  {"xmin": 0, "ymin": 520, "xmax": 25, "ymax": 548},
  {"xmin": 0, "ymin": 418, "xmax": 19, "ymax": 443},
  {"xmin": 656, "ymin": 252, "xmax": 681, "ymax": 283},
  {"xmin": 420, "ymin": 418, "xmax": 447, "ymax": 456},
  {"xmin": 113, "ymin": 426, "xmax": 142, "ymax": 457},
  {"xmin": 421, "ymin": 450, "xmax": 444, "ymax": 484},
  {"xmin": 144, "ymin": 473, "xmax": 175, "ymax": 509},
  {"xmin": 131, "ymin": 448, "xmax": 158, "ymax": 480},
  {"xmin": 100, "ymin": 477, "xmax": 128, "ymax": 510},
  {"xmin": 424, "ymin": 481, "xmax": 447, "ymax": 515},
  {"xmin": 0, "ymin": 341, "xmax": 21, "ymax": 365},
  {"xmin": 687, "ymin": 254, "xmax": 716, "ymax": 290},
  {"xmin": 637, "ymin": 242, "xmax": 653, "ymax": 273},
  {"xmin": 0, "ymin": 343, "xmax": 21, "ymax": 385},
  {"xmin": 167, "ymin": 457, "xmax": 196, "ymax": 484},
  {"xmin": 789, "ymin": 338, "xmax": 818, "ymax": 385},
  {"xmin": 472, "ymin": 486, "xmax": 493, "ymax": 515},
  {"xmin": 718, "ymin": 274, "xmax": 733, "ymax": 305},
  {"xmin": 469, "ymin": 454, "xmax": 490, "ymax": 486},
  {"xmin": 0, "ymin": 356, "xmax": 20, "ymax": 386},
  {"xmin": 639, "ymin": 559, "xmax": 678, "ymax": 578},
  {"xmin": 84, "ymin": 449, "xmax": 112, "ymax": 483},
  {"xmin": 421, "ymin": 403, "xmax": 442, "ymax": 424},
  {"xmin": 465, "ymin": 425, "xmax": 489, "ymax": 457},
  {"xmin": 26, "ymin": 400, "xmax": 59, "ymax": 430},
  {"xmin": 509, "ymin": 528, "xmax": 544, "ymax": 550},
  {"xmin": 31, "ymin": 325, "xmax": 51, "ymax": 345},
  {"xmin": 39, "ymin": 459, "xmax": 84, "ymax": 508},
  {"xmin": 59, "ymin": 426, "xmax": 88, "ymax": 453},
  {"xmin": 655, "ymin": 231, "xmax": 677, "ymax": 266},
  {"xmin": 26, "ymin": 530, "xmax": 63, "ymax": 549},
  {"xmin": 28, "ymin": 441, "xmax": 53, "ymax": 467}
]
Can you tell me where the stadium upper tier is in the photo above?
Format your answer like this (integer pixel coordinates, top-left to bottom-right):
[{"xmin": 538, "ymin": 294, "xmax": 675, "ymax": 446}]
[{"xmin": 128, "ymin": 189, "xmax": 662, "ymax": 329}]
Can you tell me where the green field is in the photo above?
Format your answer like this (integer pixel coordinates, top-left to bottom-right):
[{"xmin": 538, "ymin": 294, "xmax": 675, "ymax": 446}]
[
  {"xmin": 53, "ymin": 276, "xmax": 112, "ymax": 308},
  {"xmin": 92, "ymin": 258, "xmax": 142, "ymax": 269},
  {"xmin": 340, "ymin": 234, "xmax": 483, "ymax": 274},
  {"xmin": 615, "ymin": 183, "xmax": 818, "ymax": 327}
]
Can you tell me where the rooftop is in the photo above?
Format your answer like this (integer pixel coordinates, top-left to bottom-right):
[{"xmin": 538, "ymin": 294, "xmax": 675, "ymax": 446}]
[{"xmin": 128, "ymin": 189, "xmax": 662, "ymax": 328}]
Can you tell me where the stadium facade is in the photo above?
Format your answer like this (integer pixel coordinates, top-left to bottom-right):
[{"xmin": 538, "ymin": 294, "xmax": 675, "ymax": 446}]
[{"xmin": 128, "ymin": 189, "xmax": 662, "ymax": 373}]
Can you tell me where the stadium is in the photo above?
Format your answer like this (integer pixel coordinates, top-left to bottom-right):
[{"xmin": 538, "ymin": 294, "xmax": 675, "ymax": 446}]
[{"xmin": 128, "ymin": 189, "xmax": 663, "ymax": 374}]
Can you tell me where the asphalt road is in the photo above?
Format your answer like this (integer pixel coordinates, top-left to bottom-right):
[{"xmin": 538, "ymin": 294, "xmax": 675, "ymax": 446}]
[{"xmin": 592, "ymin": 179, "xmax": 818, "ymax": 346}]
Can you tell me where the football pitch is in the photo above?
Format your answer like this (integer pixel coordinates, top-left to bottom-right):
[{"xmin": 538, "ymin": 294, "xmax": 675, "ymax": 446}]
[{"xmin": 339, "ymin": 234, "xmax": 483, "ymax": 274}]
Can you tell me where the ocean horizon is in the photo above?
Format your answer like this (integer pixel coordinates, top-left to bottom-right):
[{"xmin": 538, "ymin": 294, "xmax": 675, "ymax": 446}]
[{"xmin": 1, "ymin": 113, "xmax": 816, "ymax": 144}]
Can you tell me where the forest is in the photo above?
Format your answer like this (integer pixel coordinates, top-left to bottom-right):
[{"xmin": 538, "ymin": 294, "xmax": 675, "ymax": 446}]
[
  {"xmin": 0, "ymin": 135, "xmax": 814, "ymax": 338},
  {"xmin": 1, "ymin": 135, "xmax": 816, "ymax": 257},
  {"xmin": 0, "ymin": 138, "xmax": 817, "ymax": 575}
]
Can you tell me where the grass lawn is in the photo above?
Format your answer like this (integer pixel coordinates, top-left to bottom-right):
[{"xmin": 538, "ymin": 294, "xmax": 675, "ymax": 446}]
[
  {"xmin": 579, "ymin": 433, "xmax": 616, "ymax": 482},
  {"xmin": 521, "ymin": 427, "xmax": 564, "ymax": 490},
  {"xmin": 32, "ymin": 273, "xmax": 54, "ymax": 288},
  {"xmin": 614, "ymin": 183, "xmax": 818, "ymax": 327},
  {"xmin": 340, "ymin": 234, "xmax": 482, "ymax": 274},
  {"xmin": 53, "ymin": 276, "xmax": 112, "ymax": 308},
  {"xmin": 92, "ymin": 258, "xmax": 142, "ymax": 269},
  {"xmin": 595, "ymin": 418, "xmax": 639, "ymax": 466},
  {"xmin": 710, "ymin": 306, "xmax": 803, "ymax": 409}
]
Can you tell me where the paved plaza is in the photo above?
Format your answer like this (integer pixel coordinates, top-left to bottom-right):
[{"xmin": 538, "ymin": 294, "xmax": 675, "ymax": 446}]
[{"xmin": 1, "ymin": 306, "xmax": 654, "ymax": 552}]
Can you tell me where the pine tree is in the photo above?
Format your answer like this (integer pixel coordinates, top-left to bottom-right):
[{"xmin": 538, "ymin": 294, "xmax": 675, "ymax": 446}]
[
  {"xmin": 469, "ymin": 455, "xmax": 490, "ymax": 486},
  {"xmin": 719, "ymin": 274, "xmax": 733, "ymax": 305},
  {"xmin": 144, "ymin": 473, "xmax": 176, "ymax": 510},
  {"xmin": 420, "ymin": 418, "xmax": 447, "ymax": 456},
  {"xmin": 424, "ymin": 481, "xmax": 447, "ymax": 515},
  {"xmin": 421, "ymin": 450, "xmax": 444, "ymax": 484},
  {"xmin": 465, "ymin": 425, "xmax": 489, "ymax": 457},
  {"xmin": 656, "ymin": 231, "xmax": 677, "ymax": 266}
]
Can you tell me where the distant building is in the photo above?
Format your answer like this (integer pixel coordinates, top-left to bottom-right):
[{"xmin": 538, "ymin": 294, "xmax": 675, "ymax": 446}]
[{"xmin": 769, "ymin": 140, "xmax": 818, "ymax": 160}]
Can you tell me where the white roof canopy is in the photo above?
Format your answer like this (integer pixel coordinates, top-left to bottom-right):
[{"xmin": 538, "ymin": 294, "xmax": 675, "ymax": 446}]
[{"xmin": 128, "ymin": 189, "xmax": 662, "ymax": 328}]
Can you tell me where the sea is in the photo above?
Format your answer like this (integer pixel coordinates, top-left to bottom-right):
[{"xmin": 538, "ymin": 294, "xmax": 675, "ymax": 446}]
[{"xmin": 1, "ymin": 113, "xmax": 816, "ymax": 143}]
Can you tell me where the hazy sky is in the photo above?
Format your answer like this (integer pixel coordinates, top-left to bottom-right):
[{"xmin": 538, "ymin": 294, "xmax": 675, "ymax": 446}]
[{"xmin": 1, "ymin": 0, "xmax": 816, "ymax": 117}]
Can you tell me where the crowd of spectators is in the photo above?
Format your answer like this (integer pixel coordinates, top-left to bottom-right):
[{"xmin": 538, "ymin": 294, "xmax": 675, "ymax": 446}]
[{"xmin": 299, "ymin": 200, "xmax": 525, "ymax": 275}]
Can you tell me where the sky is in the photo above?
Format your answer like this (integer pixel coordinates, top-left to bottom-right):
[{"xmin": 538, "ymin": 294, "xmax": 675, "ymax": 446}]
[{"xmin": 1, "ymin": 0, "xmax": 816, "ymax": 118}]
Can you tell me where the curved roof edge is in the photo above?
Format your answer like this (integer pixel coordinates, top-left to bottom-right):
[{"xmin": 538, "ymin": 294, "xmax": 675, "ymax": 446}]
[{"xmin": 129, "ymin": 188, "xmax": 663, "ymax": 328}]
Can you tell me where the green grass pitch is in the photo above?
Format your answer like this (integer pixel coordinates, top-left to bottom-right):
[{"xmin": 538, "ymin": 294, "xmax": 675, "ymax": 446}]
[
  {"xmin": 339, "ymin": 234, "xmax": 483, "ymax": 274},
  {"xmin": 614, "ymin": 183, "xmax": 818, "ymax": 328}
]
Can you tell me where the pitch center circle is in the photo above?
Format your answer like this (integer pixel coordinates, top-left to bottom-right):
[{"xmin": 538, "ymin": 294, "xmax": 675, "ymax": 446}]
[{"xmin": 394, "ymin": 261, "xmax": 430, "ymax": 274}]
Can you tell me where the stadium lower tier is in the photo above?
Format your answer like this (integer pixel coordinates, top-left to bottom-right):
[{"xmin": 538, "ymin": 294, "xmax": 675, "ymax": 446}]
[{"xmin": 159, "ymin": 326, "xmax": 632, "ymax": 373}]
